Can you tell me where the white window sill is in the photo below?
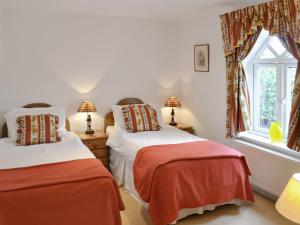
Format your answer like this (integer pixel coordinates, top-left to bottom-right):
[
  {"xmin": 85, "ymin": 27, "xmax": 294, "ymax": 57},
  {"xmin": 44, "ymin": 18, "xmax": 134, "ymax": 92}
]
[{"xmin": 235, "ymin": 132, "xmax": 300, "ymax": 164}]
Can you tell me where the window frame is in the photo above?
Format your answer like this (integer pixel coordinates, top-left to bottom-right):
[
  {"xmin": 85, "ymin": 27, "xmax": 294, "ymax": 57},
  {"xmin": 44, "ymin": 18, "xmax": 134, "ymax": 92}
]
[{"xmin": 248, "ymin": 36, "xmax": 297, "ymax": 140}]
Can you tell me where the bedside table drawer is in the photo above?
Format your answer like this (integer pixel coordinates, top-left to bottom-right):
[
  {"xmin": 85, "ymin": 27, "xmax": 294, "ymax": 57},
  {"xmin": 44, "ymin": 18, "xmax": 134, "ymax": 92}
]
[
  {"xmin": 176, "ymin": 123, "xmax": 194, "ymax": 134},
  {"xmin": 99, "ymin": 157, "xmax": 108, "ymax": 167},
  {"xmin": 92, "ymin": 148, "xmax": 108, "ymax": 158},
  {"xmin": 83, "ymin": 140, "xmax": 106, "ymax": 150},
  {"xmin": 181, "ymin": 127, "xmax": 194, "ymax": 134},
  {"xmin": 76, "ymin": 131, "xmax": 109, "ymax": 169}
]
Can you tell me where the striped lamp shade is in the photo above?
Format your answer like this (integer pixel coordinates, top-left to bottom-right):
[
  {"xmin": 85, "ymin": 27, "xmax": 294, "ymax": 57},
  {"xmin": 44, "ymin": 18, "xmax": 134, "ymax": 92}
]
[
  {"xmin": 78, "ymin": 101, "xmax": 97, "ymax": 112},
  {"xmin": 165, "ymin": 97, "xmax": 182, "ymax": 108}
]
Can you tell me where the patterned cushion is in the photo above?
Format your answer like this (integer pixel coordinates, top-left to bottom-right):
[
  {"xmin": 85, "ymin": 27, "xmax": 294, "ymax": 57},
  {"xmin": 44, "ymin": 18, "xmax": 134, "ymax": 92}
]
[
  {"xmin": 122, "ymin": 104, "xmax": 160, "ymax": 133},
  {"xmin": 16, "ymin": 114, "xmax": 61, "ymax": 146}
]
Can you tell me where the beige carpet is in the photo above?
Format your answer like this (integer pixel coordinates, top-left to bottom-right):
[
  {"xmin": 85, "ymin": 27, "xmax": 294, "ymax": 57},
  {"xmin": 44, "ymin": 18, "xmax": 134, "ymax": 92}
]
[{"xmin": 120, "ymin": 188, "xmax": 297, "ymax": 225}]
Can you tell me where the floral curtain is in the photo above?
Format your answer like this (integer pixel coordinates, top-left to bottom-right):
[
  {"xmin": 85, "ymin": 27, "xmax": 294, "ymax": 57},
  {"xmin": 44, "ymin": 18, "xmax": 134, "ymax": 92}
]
[
  {"xmin": 220, "ymin": 0, "xmax": 300, "ymax": 151},
  {"xmin": 225, "ymin": 30, "xmax": 261, "ymax": 137}
]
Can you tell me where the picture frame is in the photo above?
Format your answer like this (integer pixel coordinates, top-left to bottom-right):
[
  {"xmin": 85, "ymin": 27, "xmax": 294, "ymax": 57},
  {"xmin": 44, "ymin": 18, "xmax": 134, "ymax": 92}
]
[{"xmin": 194, "ymin": 44, "xmax": 209, "ymax": 72}]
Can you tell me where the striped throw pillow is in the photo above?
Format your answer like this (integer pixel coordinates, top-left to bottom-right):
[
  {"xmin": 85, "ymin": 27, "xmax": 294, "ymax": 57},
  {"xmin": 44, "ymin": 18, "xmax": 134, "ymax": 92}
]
[
  {"xmin": 122, "ymin": 104, "xmax": 160, "ymax": 133},
  {"xmin": 16, "ymin": 114, "xmax": 61, "ymax": 146}
]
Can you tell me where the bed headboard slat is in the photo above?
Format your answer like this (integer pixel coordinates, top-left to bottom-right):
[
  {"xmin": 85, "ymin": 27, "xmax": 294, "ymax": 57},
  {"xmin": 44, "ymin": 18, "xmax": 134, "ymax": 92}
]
[{"xmin": 104, "ymin": 98, "xmax": 144, "ymax": 132}]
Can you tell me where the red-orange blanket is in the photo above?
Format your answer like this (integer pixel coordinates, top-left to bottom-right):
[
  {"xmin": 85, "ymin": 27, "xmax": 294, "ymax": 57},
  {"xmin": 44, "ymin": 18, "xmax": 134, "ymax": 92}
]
[
  {"xmin": 134, "ymin": 140, "xmax": 254, "ymax": 225},
  {"xmin": 0, "ymin": 159, "xmax": 124, "ymax": 225}
]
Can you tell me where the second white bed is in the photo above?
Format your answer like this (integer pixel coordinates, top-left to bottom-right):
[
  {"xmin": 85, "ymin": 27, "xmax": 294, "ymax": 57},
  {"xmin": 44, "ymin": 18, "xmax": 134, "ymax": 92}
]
[{"xmin": 107, "ymin": 126, "xmax": 242, "ymax": 224}]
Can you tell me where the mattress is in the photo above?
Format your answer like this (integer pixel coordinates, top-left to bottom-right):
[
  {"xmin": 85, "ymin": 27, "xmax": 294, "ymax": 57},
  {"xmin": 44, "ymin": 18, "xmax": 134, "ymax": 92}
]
[{"xmin": 0, "ymin": 132, "xmax": 94, "ymax": 169}]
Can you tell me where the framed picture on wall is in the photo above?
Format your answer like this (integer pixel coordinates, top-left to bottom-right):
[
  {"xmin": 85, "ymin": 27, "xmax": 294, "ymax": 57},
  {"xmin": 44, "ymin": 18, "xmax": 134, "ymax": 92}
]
[{"xmin": 194, "ymin": 44, "xmax": 209, "ymax": 72}]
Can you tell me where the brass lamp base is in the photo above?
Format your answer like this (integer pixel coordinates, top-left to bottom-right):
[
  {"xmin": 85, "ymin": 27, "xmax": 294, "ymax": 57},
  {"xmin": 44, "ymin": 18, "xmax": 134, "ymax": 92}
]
[
  {"xmin": 169, "ymin": 108, "xmax": 177, "ymax": 126},
  {"xmin": 85, "ymin": 113, "xmax": 94, "ymax": 135},
  {"xmin": 85, "ymin": 130, "xmax": 95, "ymax": 135}
]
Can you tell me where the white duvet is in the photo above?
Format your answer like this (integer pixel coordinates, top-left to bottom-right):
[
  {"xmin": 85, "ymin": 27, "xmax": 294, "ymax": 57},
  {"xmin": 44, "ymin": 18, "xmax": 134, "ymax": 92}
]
[
  {"xmin": 0, "ymin": 132, "xmax": 95, "ymax": 169},
  {"xmin": 106, "ymin": 125, "xmax": 204, "ymax": 158},
  {"xmin": 107, "ymin": 125, "xmax": 205, "ymax": 197}
]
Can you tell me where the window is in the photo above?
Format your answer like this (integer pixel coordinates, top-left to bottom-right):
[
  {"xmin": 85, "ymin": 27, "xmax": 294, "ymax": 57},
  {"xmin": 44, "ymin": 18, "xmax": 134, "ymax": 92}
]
[{"xmin": 246, "ymin": 32, "xmax": 297, "ymax": 140}]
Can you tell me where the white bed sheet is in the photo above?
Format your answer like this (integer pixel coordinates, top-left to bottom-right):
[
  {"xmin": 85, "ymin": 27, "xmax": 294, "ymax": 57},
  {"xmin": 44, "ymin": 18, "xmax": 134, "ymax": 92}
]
[
  {"xmin": 107, "ymin": 126, "xmax": 243, "ymax": 224},
  {"xmin": 107, "ymin": 125, "xmax": 204, "ymax": 156},
  {"xmin": 0, "ymin": 132, "xmax": 95, "ymax": 169},
  {"xmin": 107, "ymin": 125, "xmax": 204, "ymax": 186}
]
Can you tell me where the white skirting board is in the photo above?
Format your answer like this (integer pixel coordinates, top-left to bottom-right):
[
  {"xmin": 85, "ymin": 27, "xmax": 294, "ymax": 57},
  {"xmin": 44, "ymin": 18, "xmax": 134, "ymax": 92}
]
[{"xmin": 251, "ymin": 180, "xmax": 278, "ymax": 201}]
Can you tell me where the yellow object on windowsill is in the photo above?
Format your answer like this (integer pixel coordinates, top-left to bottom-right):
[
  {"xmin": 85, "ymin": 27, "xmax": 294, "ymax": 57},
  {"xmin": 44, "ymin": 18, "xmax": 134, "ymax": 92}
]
[{"xmin": 269, "ymin": 122, "xmax": 283, "ymax": 143}]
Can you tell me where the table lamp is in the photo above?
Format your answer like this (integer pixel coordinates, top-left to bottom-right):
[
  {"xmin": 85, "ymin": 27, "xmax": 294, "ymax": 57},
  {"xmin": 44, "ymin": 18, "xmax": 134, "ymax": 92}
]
[
  {"xmin": 78, "ymin": 100, "xmax": 97, "ymax": 135},
  {"xmin": 276, "ymin": 173, "xmax": 300, "ymax": 224},
  {"xmin": 165, "ymin": 97, "xmax": 181, "ymax": 126}
]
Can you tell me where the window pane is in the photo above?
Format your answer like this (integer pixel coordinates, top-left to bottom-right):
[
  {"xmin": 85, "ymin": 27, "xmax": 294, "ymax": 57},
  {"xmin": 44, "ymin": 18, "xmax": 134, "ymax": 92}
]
[
  {"xmin": 257, "ymin": 66, "xmax": 277, "ymax": 129},
  {"xmin": 269, "ymin": 37, "xmax": 286, "ymax": 55},
  {"xmin": 288, "ymin": 67, "xmax": 296, "ymax": 100},
  {"xmin": 259, "ymin": 48, "xmax": 276, "ymax": 59}
]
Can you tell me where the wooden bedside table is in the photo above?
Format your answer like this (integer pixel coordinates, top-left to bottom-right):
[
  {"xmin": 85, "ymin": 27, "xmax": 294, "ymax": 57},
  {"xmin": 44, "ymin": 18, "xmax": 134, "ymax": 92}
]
[
  {"xmin": 175, "ymin": 123, "xmax": 194, "ymax": 134},
  {"xmin": 76, "ymin": 131, "xmax": 109, "ymax": 168}
]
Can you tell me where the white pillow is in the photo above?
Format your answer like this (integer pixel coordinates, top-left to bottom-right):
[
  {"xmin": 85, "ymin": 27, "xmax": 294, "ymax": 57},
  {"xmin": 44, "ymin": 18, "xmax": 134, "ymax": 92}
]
[
  {"xmin": 111, "ymin": 104, "xmax": 164, "ymax": 130},
  {"xmin": 4, "ymin": 106, "xmax": 68, "ymax": 141},
  {"xmin": 111, "ymin": 105, "xmax": 127, "ymax": 130}
]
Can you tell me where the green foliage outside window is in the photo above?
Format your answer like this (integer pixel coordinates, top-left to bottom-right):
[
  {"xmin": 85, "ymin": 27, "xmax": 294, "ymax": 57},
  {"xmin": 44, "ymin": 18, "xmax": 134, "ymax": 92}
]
[{"xmin": 258, "ymin": 67, "xmax": 277, "ymax": 128}]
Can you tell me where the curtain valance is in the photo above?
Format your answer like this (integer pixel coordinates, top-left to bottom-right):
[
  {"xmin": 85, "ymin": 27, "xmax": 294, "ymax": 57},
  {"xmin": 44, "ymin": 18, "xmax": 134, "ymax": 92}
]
[{"xmin": 220, "ymin": 0, "xmax": 300, "ymax": 56}]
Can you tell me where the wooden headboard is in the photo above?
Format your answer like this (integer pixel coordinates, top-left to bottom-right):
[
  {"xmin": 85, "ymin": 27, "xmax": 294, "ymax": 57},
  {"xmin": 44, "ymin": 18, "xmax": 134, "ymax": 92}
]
[
  {"xmin": 104, "ymin": 98, "xmax": 144, "ymax": 132},
  {"xmin": 1, "ymin": 103, "xmax": 71, "ymax": 138}
]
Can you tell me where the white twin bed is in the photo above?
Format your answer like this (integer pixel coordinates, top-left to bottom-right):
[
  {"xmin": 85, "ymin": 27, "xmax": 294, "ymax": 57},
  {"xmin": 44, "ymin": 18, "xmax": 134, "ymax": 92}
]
[
  {"xmin": 106, "ymin": 125, "xmax": 242, "ymax": 224},
  {"xmin": 0, "ymin": 103, "xmax": 124, "ymax": 225},
  {"xmin": 103, "ymin": 98, "xmax": 254, "ymax": 225}
]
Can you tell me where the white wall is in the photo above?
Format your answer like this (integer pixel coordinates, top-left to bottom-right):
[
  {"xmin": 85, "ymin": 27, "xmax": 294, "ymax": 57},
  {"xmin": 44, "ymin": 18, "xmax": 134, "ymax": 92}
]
[
  {"xmin": 0, "ymin": 9, "xmax": 180, "ymax": 134},
  {"xmin": 179, "ymin": 10, "xmax": 228, "ymax": 145},
  {"xmin": 179, "ymin": 10, "xmax": 300, "ymax": 197}
]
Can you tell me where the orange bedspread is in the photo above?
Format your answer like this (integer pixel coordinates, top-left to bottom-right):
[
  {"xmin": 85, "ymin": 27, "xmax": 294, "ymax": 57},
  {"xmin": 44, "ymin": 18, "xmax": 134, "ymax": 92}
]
[
  {"xmin": 0, "ymin": 159, "xmax": 124, "ymax": 225},
  {"xmin": 134, "ymin": 140, "xmax": 254, "ymax": 225}
]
